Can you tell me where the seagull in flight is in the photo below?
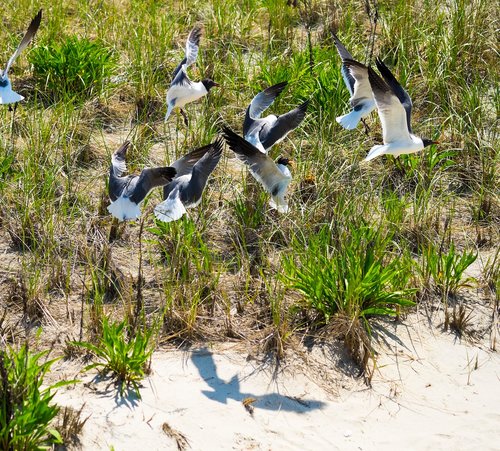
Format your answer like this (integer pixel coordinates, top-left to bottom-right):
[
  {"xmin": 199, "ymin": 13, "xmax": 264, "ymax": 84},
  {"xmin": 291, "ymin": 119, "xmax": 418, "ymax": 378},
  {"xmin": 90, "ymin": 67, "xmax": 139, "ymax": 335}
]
[
  {"xmin": 222, "ymin": 126, "xmax": 293, "ymax": 213},
  {"xmin": 332, "ymin": 32, "xmax": 375, "ymax": 132},
  {"xmin": 164, "ymin": 26, "xmax": 219, "ymax": 126},
  {"xmin": 243, "ymin": 81, "xmax": 309, "ymax": 153},
  {"xmin": 108, "ymin": 141, "xmax": 176, "ymax": 221},
  {"xmin": 154, "ymin": 138, "xmax": 224, "ymax": 222},
  {"xmin": 0, "ymin": 9, "xmax": 42, "ymax": 105},
  {"xmin": 344, "ymin": 58, "xmax": 438, "ymax": 161}
]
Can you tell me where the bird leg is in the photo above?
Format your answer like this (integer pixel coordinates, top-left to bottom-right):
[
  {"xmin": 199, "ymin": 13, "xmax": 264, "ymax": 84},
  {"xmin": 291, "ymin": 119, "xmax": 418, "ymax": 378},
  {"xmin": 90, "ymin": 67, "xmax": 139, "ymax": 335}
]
[
  {"xmin": 361, "ymin": 118, "xmax": 370, "ymax": 136},
  {"xmin": 180, "ymin": 108, "xmax": 189, "ymax": 127}
]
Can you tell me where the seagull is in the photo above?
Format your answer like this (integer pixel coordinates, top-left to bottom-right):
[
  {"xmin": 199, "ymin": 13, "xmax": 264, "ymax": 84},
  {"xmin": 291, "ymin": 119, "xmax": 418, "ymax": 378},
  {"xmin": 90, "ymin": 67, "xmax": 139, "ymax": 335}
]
[
  {"xmin": 344, "ymin": 58, "xmax": 438, "ymax": 161},
  {"xmin": 154, "ymin": 138, "xmax": 224, "ymax": 222},
  {"xmin": 164, "ymin": 26, "xmax": 219, "ymax": 126},
  {"xmin": 108, "ymin": 141, "xmax": 176, "ymax": 221},
  {"xmin": 243, "ymin": 81, "xmax": 309, "ymax": 153},
  {"xmin": 0, "ymin": 9, "xmax": 42, "ymax": 105},
  {"xmin": 222, "ymin": 126, "xmax": 293, "ymax": 213},
  {"xmin": 332, "ymin": 32, "xmax": 375, "ymax": 131}
]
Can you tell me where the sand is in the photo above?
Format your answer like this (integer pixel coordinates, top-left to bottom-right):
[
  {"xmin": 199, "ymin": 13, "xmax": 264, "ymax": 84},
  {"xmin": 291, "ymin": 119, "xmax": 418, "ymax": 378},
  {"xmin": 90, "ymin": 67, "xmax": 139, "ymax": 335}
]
[{"xmin": 53, "ymin": 304, "xmax": 500, "ymax": 451}]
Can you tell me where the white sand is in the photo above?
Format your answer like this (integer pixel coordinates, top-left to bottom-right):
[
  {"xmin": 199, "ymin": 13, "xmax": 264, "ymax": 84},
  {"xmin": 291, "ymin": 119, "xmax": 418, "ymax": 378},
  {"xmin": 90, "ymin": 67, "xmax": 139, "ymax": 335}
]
[{"xmin": 54, "ymin": 311, "xmax": 500, "ymax": 450}]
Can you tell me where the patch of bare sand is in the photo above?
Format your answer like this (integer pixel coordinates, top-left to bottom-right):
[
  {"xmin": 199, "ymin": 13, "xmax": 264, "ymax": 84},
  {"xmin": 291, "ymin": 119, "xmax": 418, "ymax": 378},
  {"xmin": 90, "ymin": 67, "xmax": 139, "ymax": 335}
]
[{"xmin": 53, "ymin": 306, "xmax": 500, "ymax": 451}]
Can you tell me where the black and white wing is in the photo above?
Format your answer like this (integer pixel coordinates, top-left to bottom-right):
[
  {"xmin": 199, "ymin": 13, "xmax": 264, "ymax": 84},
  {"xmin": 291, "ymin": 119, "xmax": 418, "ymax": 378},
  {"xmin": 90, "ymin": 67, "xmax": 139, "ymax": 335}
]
[
  {"xmin": 342, "ymin": 59, "xmax": 373, "ymax": 109},
  {"xmin": 367, "ymin": 65, "xmax": 411, "ymax": 144},
  {"xmin": 171, "ymin": 143, "xmax": 213, "ymax": 177},
  {"xmin": 171, "ymin": 26, "xmax": 201, "ymax": 85},
  {"xmin": 260, "ymin": 100, "xmax": 309, "ymax": 149},
  {"xmin": 332, "ymin": 32, "xmax": 355, "ymax": 96},
  {"xmin": 111, "ymin": 141, "xmax": 130, "ymax": 176},
  {"xmin": 375, "ymin": 57, "xmax": 413, "ymax": 133},
  {"xmin": 222, "ymin": 127, "xmax": 289, "ymax": 194},
  {"xmin": 3, "ymin": 10, "xmax": 42, "ymax": 77},
  {"xmin": 129, "ymin": 167, "xmax": 176, "ymax": 204}
]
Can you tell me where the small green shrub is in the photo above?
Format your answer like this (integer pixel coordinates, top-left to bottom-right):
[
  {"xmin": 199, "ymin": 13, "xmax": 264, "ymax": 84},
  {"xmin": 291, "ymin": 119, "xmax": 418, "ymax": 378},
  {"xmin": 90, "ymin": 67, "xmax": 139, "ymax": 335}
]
[
  {"xmin": 283, "ymin": 224, "xmax": 416, "ymax": 325},
  {"xmin": 29, "ymin": 36, "xmax": 117, "ymax": 102},
  {"xmin": 0, "ymin": 344, "xmax": 71, "ymax": 449},
  {"xmin": 72, "ymin": 317, "xmax": 155, "ymax": 397}
]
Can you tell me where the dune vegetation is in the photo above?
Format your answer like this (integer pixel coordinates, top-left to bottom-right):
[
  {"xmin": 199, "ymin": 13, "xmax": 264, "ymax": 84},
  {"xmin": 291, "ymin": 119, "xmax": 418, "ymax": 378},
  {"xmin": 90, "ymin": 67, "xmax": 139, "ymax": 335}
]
[{"xmin": 0, "ymin": 0, "xmax": 498, "ymax": 447}]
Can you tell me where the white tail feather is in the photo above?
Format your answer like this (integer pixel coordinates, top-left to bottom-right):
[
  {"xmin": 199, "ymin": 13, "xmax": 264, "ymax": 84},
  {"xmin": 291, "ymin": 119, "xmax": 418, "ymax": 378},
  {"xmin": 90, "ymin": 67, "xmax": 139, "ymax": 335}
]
[
  {"xmin": 336, "ymin": 110, "xmax": 362, "ymax": 130},
  {"xmin": 269, "ymin": 196, "xmax": 289, "ymax": 213},
  {"xmin": 164, "ymin": 102, "xmax": 175, "ymax": 122},
  {"xmin": 365, "ymin": 144, "xmax": 390, "ymax": 162},
  {"xmin": 107, "ymin": 196, "xmax": 141, "ymax": 221},
  {"xmin": 154, "ymin": 195, "xmax": 187, "ymax": 223}
]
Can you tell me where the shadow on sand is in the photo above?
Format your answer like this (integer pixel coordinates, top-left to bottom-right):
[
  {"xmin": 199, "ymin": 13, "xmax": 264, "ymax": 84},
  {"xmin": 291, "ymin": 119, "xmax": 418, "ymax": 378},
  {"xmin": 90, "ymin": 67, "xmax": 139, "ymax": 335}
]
[{"xmin": 191, "ymin": 348, "xmax": 326, "ymax": 413}]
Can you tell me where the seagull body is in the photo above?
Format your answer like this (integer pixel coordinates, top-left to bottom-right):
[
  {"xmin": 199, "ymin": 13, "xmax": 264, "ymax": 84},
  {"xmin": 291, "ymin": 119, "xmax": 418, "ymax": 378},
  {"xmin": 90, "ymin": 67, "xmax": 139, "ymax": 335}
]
[
  {"xmin": 243, "ymin": 81, "xmax": 308, "ymax": 153},
  {"xmin": 332, "ymin": 32, "xmax": 375, "ymax": 130},
  {"xmin": 154, "ymin": 139, "xmax": 224, "ymax": 222},
  {"xmin": 108, "ymin": 141, "xmax": 176, "ymax": 221},
  {"xmin": 164, "ymin": 26, "xmax": 218, "ymax": 124},
  {"xmin": 0, "ymin": 10, "xmax": 42, "ymax": 105},
  {"xmin": 343, "ymin": 58, "xmax": 438, "ymax": 161},
  {"xmin": 223, "ymin": 126, "xmax": 292, "ymax": 213}
]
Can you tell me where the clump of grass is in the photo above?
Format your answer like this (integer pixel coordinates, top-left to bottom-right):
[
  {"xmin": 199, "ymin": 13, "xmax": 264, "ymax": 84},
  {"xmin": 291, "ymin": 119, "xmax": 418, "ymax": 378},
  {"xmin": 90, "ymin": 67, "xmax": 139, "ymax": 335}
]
[
  {"xmin": 55, "ymin": 405, "xmax": 89, "ymax": 447},
  {"xmin": 0, "ymin": 343, "xmax": 72, "ymax": 449},
  {"xmin": 29, "ymin": 36, "xmax": 117, "ymax": 103},
  {"xmin": 72, "ymin": 317, "xmax": 155, "ymax": 397},
  {"xmin": 283, "ymin": 223, "xmax": 415, "ymax": 370}
]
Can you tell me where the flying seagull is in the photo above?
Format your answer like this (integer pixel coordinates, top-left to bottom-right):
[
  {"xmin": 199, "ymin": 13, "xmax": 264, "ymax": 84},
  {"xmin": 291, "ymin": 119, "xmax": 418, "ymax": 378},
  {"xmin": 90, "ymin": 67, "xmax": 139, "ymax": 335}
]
[
  {"xmin": 332, "ymin": 32, "xmax": 375, "ymax": 131},
  {"xmin": 154, "ymin": 138, "xmax": 224, "ymax": 222},
  {"xmin": 0, "ymin": 9, "xmax": 42, "ymax": 105},
  {"xmin": 164, "ymin": 26, "xmax": 219, "ymax": 126},
  {"xmin": 222, "ymin": 126, "xmax": 293, "ymax": 213},
  {"xmin": 344, "ymin": 58, "xmax": 438, "ymax": 161},
  {"xmin": 108, "ymin": 141, "xmax": 177, "ymax": 221},
  {"xmin": 243, "ymin": 81, "xmax": 309, "ymax": 153}
]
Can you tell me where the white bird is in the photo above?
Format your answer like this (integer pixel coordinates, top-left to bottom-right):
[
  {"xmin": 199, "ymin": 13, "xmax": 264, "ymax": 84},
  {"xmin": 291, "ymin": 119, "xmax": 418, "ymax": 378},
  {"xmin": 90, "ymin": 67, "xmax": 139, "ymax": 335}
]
[
  {"xmin": 154, "ymin": 138, "xmax": 224, "ymax": 222},
  {"xmin": 344, "ymin": 58, "xmax": 438, "ymax": 161},
  {"xmin": 108, "ymin": 141, "xmax": 176, "ymax": 221},
  {"xmin": 222, "ymin": 126, "xmax": 293, "ymax": 213},
  {"xmin": 164, "ymin": 26, "xmax": 219, "ymax": 125},
  {"xmin": 332, "ymin": 32, "xmax": 375, "ymax": 131},
  {"xmin": 0, "ymin": 9, "xmax": 42, "ymax": 105},
  {"xmin": 243, "ymin": 81, "xmax": 309, "ymax": 153}
]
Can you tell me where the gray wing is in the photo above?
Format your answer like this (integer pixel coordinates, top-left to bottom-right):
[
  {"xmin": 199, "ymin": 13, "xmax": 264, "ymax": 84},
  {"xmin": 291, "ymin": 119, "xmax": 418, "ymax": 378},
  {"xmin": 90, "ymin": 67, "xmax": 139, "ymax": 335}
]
[
  {"xmin": 183, "ymin": 138, "xmax": 224, "ymax": 203},
  {"xmin": 367, "ymin": 66, "xmax": 411, "ymax": 143},
  {"xmin": 109, "ymin": 174, "xmax": 135, "ymax": 202},
  {"xmin": 129, "ymin": 167, "xmax": 176, "ymax": 204},
  {"xmin": 171, "ymin": 143, "xmax": 213, "ymax": 177},
  {"xmin": 111, "ymin": 141, "xmax": 130, "ymax": 176},
  {"xmin": 171, "ymin": 26, "xmax": 202, "ymax": 82},
  {"xmin": 4, "ymin": 9, "xmax": 42, "ymax": 76},
  {"xmin": 332, "ymin": 32, "xmax": 355, "ymax": 96},
  {"xmin": 222, "ymin": 127, "xmax": 289, "ymax": 194},
  {"xmin": 375, "ymin": 57, "xmax": 413, "ymax": 133},
  {"xmin": 260, "ymin": 100, "xmax": 309, "ymax": 149},
  {"xmin": 342, "ymin": 59, "xmax": 374, "ymax": 108},
  {"xmin": 170, "ymin": 65, "xmax": 192, "ymax": 87}
]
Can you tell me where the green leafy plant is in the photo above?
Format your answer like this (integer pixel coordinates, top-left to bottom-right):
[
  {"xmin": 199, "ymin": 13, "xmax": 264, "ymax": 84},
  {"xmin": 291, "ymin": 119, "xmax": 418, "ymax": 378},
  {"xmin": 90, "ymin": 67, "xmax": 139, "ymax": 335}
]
[
  {"xmin": 72, "ymin": 317, "xmax": 155, "ymax": 397},
  {"xmin": 0, "ymin": 343, "xmax": 72, "ymax": 450},
  {"xmin": 29, "ymin": 36, "xmax": 117, "ymax": 102}
]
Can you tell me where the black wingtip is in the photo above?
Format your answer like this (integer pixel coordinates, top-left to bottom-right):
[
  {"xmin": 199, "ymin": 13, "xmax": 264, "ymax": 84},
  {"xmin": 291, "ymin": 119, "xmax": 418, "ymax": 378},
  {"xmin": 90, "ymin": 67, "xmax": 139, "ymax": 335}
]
[
  {"xmin": 31, "ymin": 9, "xmax": 43, "ymax": 29},
  {"xmin": 188, "ymin": 25, "xmax": 202, "ymax": 45},
  {"xmin": 367, "ymin": 65, "xmax": 389, "ymax": 92},
  {"xmin": 161, "ymin": 167, "xmax": 177, "ymax": 179},
  {"xmin": 264, "ymin": 81, "xmax": 288, "ymax": 97},
  {"xmin": 211, "ymin": 136, "xmax": 225, "ymax": 156}
]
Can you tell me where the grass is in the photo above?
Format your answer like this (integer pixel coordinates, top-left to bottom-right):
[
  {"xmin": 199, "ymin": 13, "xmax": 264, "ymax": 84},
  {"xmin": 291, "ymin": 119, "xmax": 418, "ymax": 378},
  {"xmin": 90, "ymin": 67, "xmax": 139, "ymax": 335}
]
[{"xmin": 0, "ymin": 0, "xmax": 498, "ymax": 399}]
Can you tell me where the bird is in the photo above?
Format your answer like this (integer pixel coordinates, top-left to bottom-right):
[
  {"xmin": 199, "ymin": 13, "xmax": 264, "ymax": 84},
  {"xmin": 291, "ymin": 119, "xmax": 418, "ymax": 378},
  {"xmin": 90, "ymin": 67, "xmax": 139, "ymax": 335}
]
[
  {"xmin": 0, "ymin": 9, "xmax": 42, "ymax": 105},
  {"xmin": 154, "ymin": 138, "xmax": 224, "ymax": 222},
  {"xmin": 243, "ymin": 81, "xmax": 309, "ymax": 153},
  {"xmin": 222, "ymin": 126, "xmax": 293, "ymax": 213},
  {"xmin": 332, "ymin": 32, "xmax": 375, "ymax": 132},
  {"xmin": 164, "ymin": 26, "xmax": 219, "ymax": 126},
  {"xmin": 344, "ymin": 58, "xmax": 438, "ymax": 161},
  {"xmin": 108, "ymin": 141, "xmax": 177, "ymax": 221}
]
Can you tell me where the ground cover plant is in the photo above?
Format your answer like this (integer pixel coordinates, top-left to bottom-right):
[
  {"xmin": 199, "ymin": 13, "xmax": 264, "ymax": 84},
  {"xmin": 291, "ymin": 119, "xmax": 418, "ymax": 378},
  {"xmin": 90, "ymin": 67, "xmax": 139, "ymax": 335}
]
[{"xmin": 0, "ymin": 0, "xmax": 498, "ymax": 409}]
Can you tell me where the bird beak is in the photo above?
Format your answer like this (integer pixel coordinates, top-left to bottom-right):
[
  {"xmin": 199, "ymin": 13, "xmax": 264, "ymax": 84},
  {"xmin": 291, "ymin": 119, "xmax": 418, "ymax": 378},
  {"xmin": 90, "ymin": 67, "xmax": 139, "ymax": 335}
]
[{"xmin": 213, "ymin": 82, "xmax": 220, "ymax": 87}]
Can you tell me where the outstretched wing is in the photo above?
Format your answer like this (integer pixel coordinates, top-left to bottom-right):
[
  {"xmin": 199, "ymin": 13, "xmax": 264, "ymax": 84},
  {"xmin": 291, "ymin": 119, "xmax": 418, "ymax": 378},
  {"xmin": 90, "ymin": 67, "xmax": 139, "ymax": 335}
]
[
  {"xmin": 111, "ymin": 141, "xmax": 130, "ymax": 176},
  {"xmin": 332, "ymin": 32, "xmax": 356, "ymax": 96},
  {"xmin": 260, "ymin": 100, "xmax": 309, "ymax": 149},
  {"xmin": 367, "ymin": 65, "xmax": 411, "ymax": 143},
  {"xmin": 171, "ymin": 26, "xmax": 201, "ymax": 83},
  {"xmin": 376, "ymin": 57, "xmax": 413, "ymax": 133},
  {"xmin": 4, "ymin": 10, "xmax": 42, "ymax": 77}
]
